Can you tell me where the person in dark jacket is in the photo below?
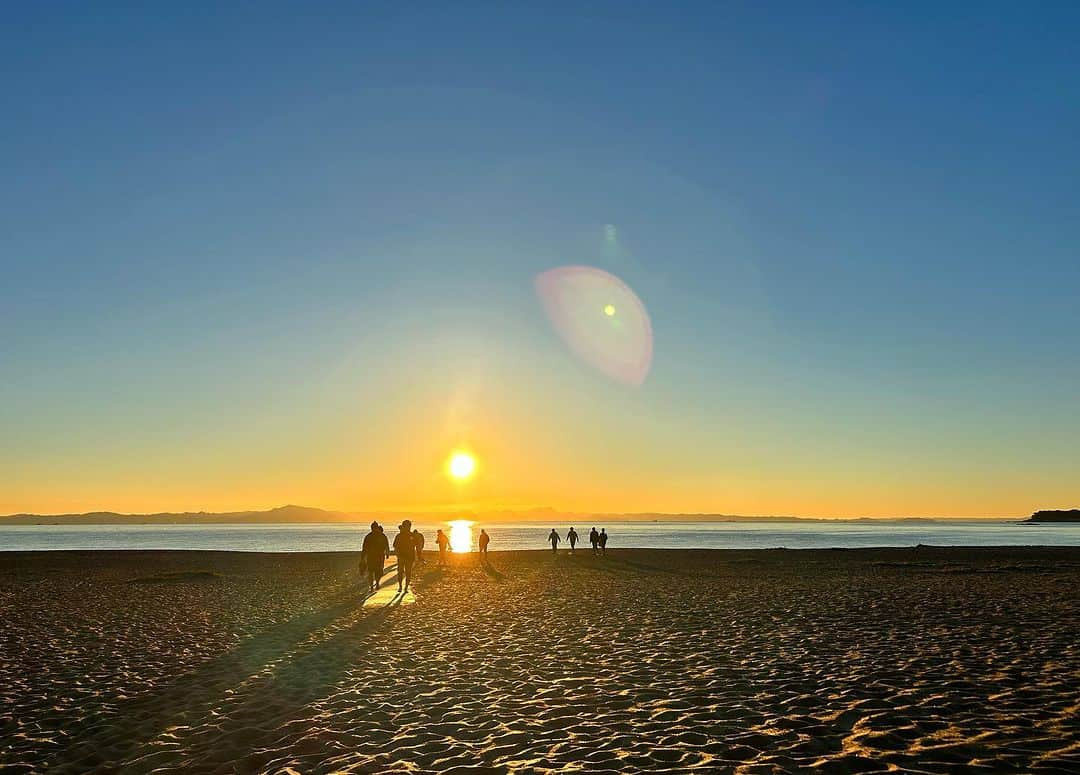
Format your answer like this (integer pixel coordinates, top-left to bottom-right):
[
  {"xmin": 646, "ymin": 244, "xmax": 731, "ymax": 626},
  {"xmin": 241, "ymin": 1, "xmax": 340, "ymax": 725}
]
[
  {"xmin": 412, "ymin": 529, "xmax": 426, "ymax": 564},
  {"xmin": 361, "ymin": 522, "xmax": 389, "ymax": 592},
  {"xmin": 393, "ymin": 520, "xmax": 416, "ymax": 593},
  {"xmin": 548, "ymin": 529, "xmax": 561, "ymax": 554}
]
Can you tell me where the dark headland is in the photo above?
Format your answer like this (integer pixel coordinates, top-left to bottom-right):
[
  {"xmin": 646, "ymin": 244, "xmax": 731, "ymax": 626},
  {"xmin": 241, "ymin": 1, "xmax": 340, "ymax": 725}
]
[{"xmin": 1026, "ymin": 509, "xmax": 1080, "ymax": 523}]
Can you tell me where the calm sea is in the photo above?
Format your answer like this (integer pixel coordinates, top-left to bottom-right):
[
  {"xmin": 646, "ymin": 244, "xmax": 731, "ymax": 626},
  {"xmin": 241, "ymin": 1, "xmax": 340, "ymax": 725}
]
[{"xmin": 1, "ymin": 520, "xmax": 1077, "ymax": 553}]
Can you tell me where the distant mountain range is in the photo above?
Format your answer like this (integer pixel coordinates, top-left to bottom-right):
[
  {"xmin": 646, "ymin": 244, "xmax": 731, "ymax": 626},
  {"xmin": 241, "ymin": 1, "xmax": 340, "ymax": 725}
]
[
  {"xmin": 0, "ymin": 505, "xmax": 357, "ymax": 526},
  {"xmin": 0, "ymin": 505, "xmax": 1003, "ymax": 525}
]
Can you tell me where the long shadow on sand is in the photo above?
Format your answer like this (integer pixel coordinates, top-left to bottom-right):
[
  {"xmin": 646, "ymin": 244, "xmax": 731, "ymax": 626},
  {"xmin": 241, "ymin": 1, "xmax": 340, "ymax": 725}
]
[
  {"xmin": 143, "ymin": 589, "xmax": 420, "ymax": 772},
  {"xmin": 421, "ymin": 566, "xmax": 447, "ymax": 583},
  {"xmin": 480, "ymin": 557, "xmax": 505, "ymax": 581},
  {"xmin": 588, "ymin": 552, "xmax": 699, "ymax": 578},
  {"xmin": 46, "ymin": 569, "xmax": 403, "ymax": 773}
]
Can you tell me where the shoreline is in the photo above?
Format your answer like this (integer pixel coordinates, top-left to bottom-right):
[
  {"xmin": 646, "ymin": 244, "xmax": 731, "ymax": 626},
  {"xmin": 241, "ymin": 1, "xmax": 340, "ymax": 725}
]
[{"xmin": 1, "ymin": 543, "xmax": 1079, "ymax": 558}]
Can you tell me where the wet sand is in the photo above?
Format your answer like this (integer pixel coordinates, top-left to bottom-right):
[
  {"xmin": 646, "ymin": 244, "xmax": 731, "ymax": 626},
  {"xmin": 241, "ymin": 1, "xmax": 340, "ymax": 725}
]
[{"xmin": 1, "ymin": 546, "xmax": 1078, "ymax": 774}]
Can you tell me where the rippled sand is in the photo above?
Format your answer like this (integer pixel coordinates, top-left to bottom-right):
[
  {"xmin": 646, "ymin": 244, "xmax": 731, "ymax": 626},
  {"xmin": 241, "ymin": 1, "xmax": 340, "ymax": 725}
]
[{"xmin": 1, "ymin": 547, "xmax": 1078, "ymax": 773}]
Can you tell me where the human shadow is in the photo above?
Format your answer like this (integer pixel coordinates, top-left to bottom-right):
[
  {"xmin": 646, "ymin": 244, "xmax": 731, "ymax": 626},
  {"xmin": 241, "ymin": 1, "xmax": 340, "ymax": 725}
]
[
  {"xmin": 119, "ymin": 583, "xmax": 431, "ymax": 771},
  {"xmin": 45, "ymin": 566, "xmax": 401, "ymax": 773},
  {"xmin": 599, "ymin": 553, "xmax": 698, "ymax": 578},
  {"xmin": 480, "ymin": 555, "xmax": 504, "ymax": 581},
  {"xmin": 419, "ymin": 565, "xmax": 447, "ymax": 585}
]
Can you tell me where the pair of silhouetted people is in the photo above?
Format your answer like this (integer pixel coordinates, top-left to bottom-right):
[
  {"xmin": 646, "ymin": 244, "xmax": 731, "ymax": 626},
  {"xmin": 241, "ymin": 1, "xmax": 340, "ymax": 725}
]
[
  {"xmin": 361, "ymin": 520, "xmax": 418, "ymax": 594},
  {"xmin": 589, "ymin": 527, "xmax": 608, "ymax": 555},
  {"xmin": 431, "ymin": 528, "xmax": 488, "ymax": 562},
  {"xmin": 360, "ymin": 521, "xmax": 390, "ymax": 591},
  {"xmin": 362, "ymin": 520, "xmax": 426, "ymax": 594}
]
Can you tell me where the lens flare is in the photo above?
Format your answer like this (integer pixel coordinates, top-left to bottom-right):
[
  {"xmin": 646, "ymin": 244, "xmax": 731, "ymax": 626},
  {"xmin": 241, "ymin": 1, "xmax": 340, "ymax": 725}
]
[
  {"xmin": 535, "ymin": 265, "xmax": 653, "ymax": 385},
  {"xmin": 448, "ymin": 520, "xmax": 473, "ymax": 552}
]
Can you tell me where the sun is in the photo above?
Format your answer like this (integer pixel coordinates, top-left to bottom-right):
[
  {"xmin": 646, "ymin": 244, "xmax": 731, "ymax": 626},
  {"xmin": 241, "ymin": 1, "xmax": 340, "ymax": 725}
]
[{"xmin": 447, "ymin": 451, "xmax": 476, "ymax": 481}]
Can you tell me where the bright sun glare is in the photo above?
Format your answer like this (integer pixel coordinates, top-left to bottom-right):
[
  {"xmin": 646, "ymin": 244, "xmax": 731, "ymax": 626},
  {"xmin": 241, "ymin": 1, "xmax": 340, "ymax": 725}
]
[
  {"xmin": 447, "ymin": 451, "xmax": 476, "ymax": 481},
  {"xmin": 448, "ymin": 520, "xmax": 473, "ymax": 553}
]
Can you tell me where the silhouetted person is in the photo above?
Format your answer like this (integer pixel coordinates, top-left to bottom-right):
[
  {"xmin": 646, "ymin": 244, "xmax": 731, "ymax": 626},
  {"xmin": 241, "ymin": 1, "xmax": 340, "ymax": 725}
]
[
  {"xmin": 394, "ymin": 520, "xmax": 416, "ymax": 593},
  {"xmin": 412, "ymin": 529, "xmax": 426, "ymax": 564},
  {"xmin": 436, "ymin": 529, "xmax": 451, "ymax": 566},
  {"xmin": 361, "ymin": 521, "xmax": 389, "ymax": 592},
  {"xmin": 567, "ymin": 527, "xmax": 578, "ymax": 554},
  {"xmin": 599, "ymin": 528, "xmax": 608, "ymax": 556},
  {"xmin": 478, "ymin": 528, "xmax": 490, "ymax": 555},
  {"xmin": 548, "ymin": 529, "xmax": 561, "ymax": 554},
  {"xmin": 589, "ymin": 527, "xmax": 600, "ymax": 555}
]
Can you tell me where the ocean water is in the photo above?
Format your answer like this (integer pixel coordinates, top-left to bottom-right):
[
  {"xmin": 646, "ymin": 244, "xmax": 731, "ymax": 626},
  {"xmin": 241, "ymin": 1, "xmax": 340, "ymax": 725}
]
[{"xmin": 1, "ymin": 520, "xmax": 1077, "ymax": 553}]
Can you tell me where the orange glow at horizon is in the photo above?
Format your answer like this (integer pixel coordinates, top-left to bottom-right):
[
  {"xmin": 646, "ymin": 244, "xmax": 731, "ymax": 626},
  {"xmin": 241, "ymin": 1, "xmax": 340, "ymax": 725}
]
[{"xmin": 4, "ymin": 363, "xmax": 1072, "ymax": 520}]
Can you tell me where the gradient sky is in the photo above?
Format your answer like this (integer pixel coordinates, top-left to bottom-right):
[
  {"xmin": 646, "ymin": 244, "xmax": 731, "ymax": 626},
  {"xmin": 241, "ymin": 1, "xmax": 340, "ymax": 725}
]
[{"xmin": 3, "ymin": 2, "xmax": 1079, "ymax": 517}]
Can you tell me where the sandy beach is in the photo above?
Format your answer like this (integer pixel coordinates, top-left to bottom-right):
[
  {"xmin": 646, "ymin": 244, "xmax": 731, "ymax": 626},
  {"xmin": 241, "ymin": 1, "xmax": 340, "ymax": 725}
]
[{"xmin": 1, "ymin": 546, "xmax": 1078, "ymax": 774}]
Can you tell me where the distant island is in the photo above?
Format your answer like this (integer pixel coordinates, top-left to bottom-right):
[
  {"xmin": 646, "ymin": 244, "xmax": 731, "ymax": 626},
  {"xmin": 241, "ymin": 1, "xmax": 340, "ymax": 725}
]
[
  {"xmin": 0, "ymin": 505, "xmax": 1015, "ymax": 526},
  {"xmin": 1026, "ymin": 509, "xmax": 1080, "ymax": 523}
]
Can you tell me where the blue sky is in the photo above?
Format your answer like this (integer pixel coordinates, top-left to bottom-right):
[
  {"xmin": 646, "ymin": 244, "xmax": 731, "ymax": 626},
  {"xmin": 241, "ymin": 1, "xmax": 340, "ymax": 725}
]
[{"xmin": 2, "ymin": 2, "xmax": 1078, "ymax": 516}]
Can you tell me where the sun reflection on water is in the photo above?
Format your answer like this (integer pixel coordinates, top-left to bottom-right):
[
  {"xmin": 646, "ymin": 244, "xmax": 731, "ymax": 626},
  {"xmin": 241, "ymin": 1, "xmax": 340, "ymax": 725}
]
[{"xmin": 448, "ymin": 520, "xmax": 473, "ymax": 553}]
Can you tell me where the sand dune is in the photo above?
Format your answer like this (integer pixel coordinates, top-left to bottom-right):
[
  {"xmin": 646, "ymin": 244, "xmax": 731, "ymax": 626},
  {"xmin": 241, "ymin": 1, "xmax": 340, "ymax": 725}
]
[{"xmin": 1, "ymin": 547, "xmax": 1078, "ymax": 773}]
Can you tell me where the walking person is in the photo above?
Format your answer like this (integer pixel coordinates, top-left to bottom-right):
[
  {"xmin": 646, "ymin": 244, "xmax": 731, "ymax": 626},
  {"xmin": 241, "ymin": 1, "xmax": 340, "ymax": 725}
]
[
  {"xmin": 567, "ymin": 526, "xmax": 578, "ymax": 554},
  {"xmin": 478, "ymin": 529, "xmax": 490, "ymax": 555},
  {"xmin": 412, "ymin": 528, "xmax": 426, "ymax": 565},
  {"xmin": 548, "ymin": 528, "xmax": 561, "ymax": 554},
  {"xmin": 394, "ymin": 520, "xmax": 417, "ymax": 593},
  {"xmin": 436, "ymin": 528, "xmax": 451, "ymax": 566},
  {"xmin": 589, "ymin": 527, "xmax": 600, "ymax": 555},
  {"xmin": 599, "ymin": 528, "xmax": 608, "ymax": 556},
  {"xmin": 360, "ymin": 521, "xmax": 389, "ymax": 592}
]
